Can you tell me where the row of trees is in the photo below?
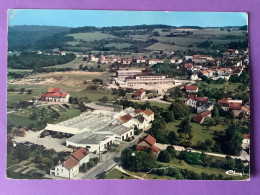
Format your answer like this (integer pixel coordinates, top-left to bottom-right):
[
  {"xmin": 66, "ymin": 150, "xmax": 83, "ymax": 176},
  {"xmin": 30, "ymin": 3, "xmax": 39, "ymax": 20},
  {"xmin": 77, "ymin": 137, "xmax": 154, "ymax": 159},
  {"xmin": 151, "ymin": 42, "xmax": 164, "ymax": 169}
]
[{"xmin": 8, "ymin": 52, "xmax": 76, "ymax": 70}]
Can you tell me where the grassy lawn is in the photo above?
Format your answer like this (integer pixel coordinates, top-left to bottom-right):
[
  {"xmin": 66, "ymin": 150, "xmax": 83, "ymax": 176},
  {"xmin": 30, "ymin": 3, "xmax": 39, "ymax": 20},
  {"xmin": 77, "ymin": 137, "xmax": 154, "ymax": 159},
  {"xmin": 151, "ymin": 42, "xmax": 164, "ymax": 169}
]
[
  {"xmin": 105, "ymin": 169, "xmax": 135, "ymax": 179},
  {"xmin": 70, "ymin": 89, "xmax": 117, "ymax": 101},
  {"xmin": 7, "ymin": 113, "xmax": 44, "ymax": 129},
  {"xmin": 104, "ymin": 43, "xmax": 132, "ymax": 49},
  {"xmin": 158, "ymin": 159, "xmax": 249, "ymax": 180},
  {"xmin": 8, "ymin": 105, "xmax": 82, "ymax": 129},
  {"xmin": 8, "ymin": 69, "xmax": 33, "ymax": 73},
  {"xmin": 197, "ymin": 81, "xmax": 241, "ymax": 92},
  {"xmin": 165, "ymin": 121, "xmax": 227, "ymax": 147},
  {"xmin": 136, "ymin": 101, "xmax": 171, "ymax": 109}
]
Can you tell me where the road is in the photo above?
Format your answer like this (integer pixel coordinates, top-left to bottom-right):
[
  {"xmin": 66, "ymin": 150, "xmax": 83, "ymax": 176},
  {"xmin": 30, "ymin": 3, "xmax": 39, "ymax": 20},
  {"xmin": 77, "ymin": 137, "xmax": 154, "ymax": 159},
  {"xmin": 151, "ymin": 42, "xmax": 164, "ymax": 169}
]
[
  {"xmin": 78, "ymin": 133, "xmax": 143, "ymax": 179},
  {"xmin": 155, "ymin": 143, "xmax": 250, "ymax": 161}
]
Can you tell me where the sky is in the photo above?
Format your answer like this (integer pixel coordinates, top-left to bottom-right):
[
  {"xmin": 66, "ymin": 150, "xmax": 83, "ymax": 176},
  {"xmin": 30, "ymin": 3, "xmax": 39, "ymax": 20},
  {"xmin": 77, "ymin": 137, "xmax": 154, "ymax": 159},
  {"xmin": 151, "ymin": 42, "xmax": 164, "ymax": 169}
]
[{"xmin": 8, "ymin": 9, "xmax": 248, "ymax": 28}]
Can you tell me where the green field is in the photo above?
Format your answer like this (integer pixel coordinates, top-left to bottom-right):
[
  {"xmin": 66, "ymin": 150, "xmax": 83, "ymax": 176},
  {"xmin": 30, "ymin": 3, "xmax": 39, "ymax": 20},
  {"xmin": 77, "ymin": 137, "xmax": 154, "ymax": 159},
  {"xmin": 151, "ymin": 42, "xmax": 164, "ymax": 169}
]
[
  {"xmin": 8, "ymin": 69, "xmax": 33, "ymax": 73},
  {"xmin": 165, "ymin": 121, "xmax": 227, "ymax": 147},
  {"xmin": 105, "ymin": 169, "xmax": 135, "ymax": 179},
  {"xmin": 7, "ymin": 105, "xmax": 82, "ymax": 129},
  {"xmin": 67, "ymin": 32, "xmax": 118, "ymax": 41},
  {"xmin": 136, "ymin": 101, "xmax": 171, "ymax": 109},
  {"xmin": 158, "ymin": 159, "xmax": 249, "ymax": 180},
  {"xmin": 104, "ymin": 43, "xmax": 132, "ymax": 49},
  {"xmin": 197, "ymin": 81, "xmax": 241, "ymax": 91}
]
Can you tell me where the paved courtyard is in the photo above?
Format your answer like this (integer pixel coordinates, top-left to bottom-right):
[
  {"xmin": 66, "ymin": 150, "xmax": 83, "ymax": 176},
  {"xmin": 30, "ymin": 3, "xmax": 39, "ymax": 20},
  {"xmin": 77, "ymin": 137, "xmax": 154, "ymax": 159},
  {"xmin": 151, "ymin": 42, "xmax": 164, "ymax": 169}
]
[{"xmin": 13, "ymin": 130, "xmax": 73, "ymax": 152}]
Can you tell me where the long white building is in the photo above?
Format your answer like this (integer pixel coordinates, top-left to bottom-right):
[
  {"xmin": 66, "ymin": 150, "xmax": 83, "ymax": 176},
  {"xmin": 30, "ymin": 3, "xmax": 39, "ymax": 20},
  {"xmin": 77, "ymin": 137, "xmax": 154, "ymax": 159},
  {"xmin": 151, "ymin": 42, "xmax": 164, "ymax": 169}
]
[{"xmin": 125, "ymin": 73, "xmax": 174, "ymax": 86}]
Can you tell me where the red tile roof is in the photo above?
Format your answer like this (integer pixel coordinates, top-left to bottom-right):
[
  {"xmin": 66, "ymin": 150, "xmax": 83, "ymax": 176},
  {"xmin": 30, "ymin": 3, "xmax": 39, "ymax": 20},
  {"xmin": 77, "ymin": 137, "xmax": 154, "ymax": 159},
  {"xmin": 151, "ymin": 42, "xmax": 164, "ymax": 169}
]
[
  {"xmin": 187, "ymin": 95, "xmax": 208, "ymax": 102},
  {"xmin": 134, "ymin": 92, "xmax": 142, "ymax": 97},
  {"xmin": 184, "ymin": 63, "xmax": 193, "ymax": 68},
  {"xmin": 193, "ymin": 55, "xmax": 212, "ymax": 59},
  {"xmin": 193, "ymin": 110, "xmax": 211, "ymax": 123},
  {"xmin": 47, "ymin": 88, "xmax": 61, "ymax": 93},
  {"xmin": 41, "ymin": 88, "xmax": 68, "ymax": 99},
  {"xmin": 143, "ymin": 109, "xmax": 154, "ymax": 116},
  {"xmin": 218, "ymin": 99, "xmax": 229, "ymax": 104},
  {"xmin": 72, "ymin": 148, "xmax": 89, "ymax": 161},
  {"xmin": 134, "ymin": 108, "xmax": 143, "ymax": 114},
  {"xmin": 185, "ymin": 85, "xmax": 198, "ymax": 90},
  {"xmin": 136, "ymin": 134, "xmax": 160, "ymax": 153},
  {"xmin": 243, "ymin": 134, "xmax": 250, "ymax": 139},
  {"xmin": 195, "ymin": 97, "xmax": 208, "ymax": 102},
  {"xmin": 139, "ymin": 88, "xmax": 146, "ymax": 93},
  {"xmin": 144, "ymin": 134, "xmax": 156, "ymax": 146},
  {"xmin": 119, "ymin": 114, "xmax": 132, "ymax": 124},
  {"xmin": 229, "ymin": 102, "xmax": 242, "ymax": 110},
  {"xmin": 63, "ymin": 157, "xmax": 79, "ymax": 170}
]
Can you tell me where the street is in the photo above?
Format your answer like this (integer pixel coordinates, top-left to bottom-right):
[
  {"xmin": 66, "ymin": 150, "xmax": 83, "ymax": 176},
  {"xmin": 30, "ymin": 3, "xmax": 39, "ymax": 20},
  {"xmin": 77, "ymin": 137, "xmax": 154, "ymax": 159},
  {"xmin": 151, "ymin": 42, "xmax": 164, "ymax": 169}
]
[{"xmin": 77, "ymin": 133, "xmax": 143, "ymax": 179}]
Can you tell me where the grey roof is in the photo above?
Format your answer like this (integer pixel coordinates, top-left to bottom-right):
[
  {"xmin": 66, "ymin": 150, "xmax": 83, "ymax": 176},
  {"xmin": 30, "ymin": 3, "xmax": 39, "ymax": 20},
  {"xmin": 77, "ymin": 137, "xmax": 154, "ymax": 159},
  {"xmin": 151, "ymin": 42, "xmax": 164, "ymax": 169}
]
[
  {"xmin": 57, "ymin": 112, "xmax": 115, "ymax": 132},
  {"xmin": 96, "ymin": 124, "xmax": 132, "ymax": 136},
  {"xmin": 67, "ymin": 131, "xmax": 114, "ymax": 145}
]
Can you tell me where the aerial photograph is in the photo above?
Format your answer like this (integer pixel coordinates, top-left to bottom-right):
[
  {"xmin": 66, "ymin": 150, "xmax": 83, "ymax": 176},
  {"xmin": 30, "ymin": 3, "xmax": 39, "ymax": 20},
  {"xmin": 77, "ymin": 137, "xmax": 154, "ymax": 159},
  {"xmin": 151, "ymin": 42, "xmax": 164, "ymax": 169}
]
[{"xmin": 7, "ymin": 10, "xmax": 249, "ymax": 180}]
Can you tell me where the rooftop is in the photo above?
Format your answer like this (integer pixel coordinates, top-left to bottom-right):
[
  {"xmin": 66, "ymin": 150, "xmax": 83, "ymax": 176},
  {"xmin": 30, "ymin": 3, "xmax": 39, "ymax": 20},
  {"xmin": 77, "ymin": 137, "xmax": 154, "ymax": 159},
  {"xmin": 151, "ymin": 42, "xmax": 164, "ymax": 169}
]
[{"xmin": 67, "ymin": 131, "xmax": 114, "ymax": 145}]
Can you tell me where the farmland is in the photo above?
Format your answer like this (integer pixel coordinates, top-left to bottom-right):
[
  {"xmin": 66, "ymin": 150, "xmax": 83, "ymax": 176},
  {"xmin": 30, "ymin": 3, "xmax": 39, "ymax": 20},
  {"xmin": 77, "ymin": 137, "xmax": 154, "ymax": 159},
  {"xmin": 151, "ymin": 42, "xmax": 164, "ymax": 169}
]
[{"xmin": 67, "ymin": 32, "xmax": 118, "ymax": 41}]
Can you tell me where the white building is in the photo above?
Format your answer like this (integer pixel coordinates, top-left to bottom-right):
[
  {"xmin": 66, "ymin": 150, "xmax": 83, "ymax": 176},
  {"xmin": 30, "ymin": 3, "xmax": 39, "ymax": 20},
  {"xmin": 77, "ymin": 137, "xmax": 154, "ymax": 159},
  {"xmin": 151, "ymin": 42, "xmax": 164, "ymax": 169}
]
[
  {"xmin": 190, "ymin": 74, "xmax": 198, "ymax": 81},
  {"xmin": 66, "ymin": 132, "xmax": 116, "ymax": 154},
  {"xmin": 50, "ymin": 148, "xmax": 90, "ymax": 179},
  {"xmin": 148, "ymin": 59, "xmax": 164, "ymax": 65},
  {"xmin": 90, "ymin": 55, "xmax": 99, "ymax": 62},
  {"xmin": 137, "ymin": 57, "xmax": 146, "ymax": 63},
  {"xmin": 125, "ymin": 73, "xmax": 174, "ymax": 86},
  {"xmin": 116, "ymin": 69, "xmax": 143, "ymax": 79},
  {"xmin": 41, "ymin": 88, "xmax": 70, "ymax": 103}
]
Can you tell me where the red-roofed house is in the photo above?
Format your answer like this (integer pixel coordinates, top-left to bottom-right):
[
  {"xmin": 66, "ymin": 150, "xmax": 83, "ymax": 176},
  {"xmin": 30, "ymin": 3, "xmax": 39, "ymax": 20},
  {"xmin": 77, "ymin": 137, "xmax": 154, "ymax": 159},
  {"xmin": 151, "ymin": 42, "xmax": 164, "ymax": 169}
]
[
  {"xmin": 122, "ymin": 58, "xmax": 132, "ymax": 65},
  {"xmin": 142, "ymin": 109, "xmax": 154, "ymax": 122},
  {"xmin": 186, "ymin": 95, "xmax": 209, "ymax": 108},
  {"xmin": 219, "ymin": 68, "xmax": 232, "ymax": 76},
  {"xmin": 119, "ymin": 114, "xmax": 132, "ymax": 124},
  {"xmin": 50, "ymin": 156, "xmax": 79, "ymax": 179},
  {"xmin": 185, "ymin": 85, "xmax": 198, "ymax": 93},
  {"xmin": 134, "ymin": 89, "xmax": 146, "ymax": 100},
  {"xmin": 184, "ymin": 63, "xmax": 193, "ymax": 70},
  {"xmin": 193, "ymin": 110, "xmax": 212, "ymax": 124},
  {"xmin": 71, "ymin": 147, "xmax": 90, "ymax": 166},
  {"xmin": 136, "ymin": 134, "xmax": 160, "ymax": 157},
  {"xmin": 41, "ymin": 88, "xmax": 70, "ymax": 102},
  {"xmin": 50, "ymin": 147, "xmax": 90, "ymax": 179},
  {"xmin": 137, "ymin": 57, "xmax": 146, "ymax": 63},
  {"xmin": 201, "ymin": 70, "xmax": 213, "ymax": 78},
  {"xmin": 243, "ymin": 134, "xmax": 250, "ymax": 144},
  {"xmin": 229, "ymin": 102, "xmax": 242, "ymax": 116},
  {"xmin": 218, "ymin": 99, "xmax": 243, "ymax": 114}
]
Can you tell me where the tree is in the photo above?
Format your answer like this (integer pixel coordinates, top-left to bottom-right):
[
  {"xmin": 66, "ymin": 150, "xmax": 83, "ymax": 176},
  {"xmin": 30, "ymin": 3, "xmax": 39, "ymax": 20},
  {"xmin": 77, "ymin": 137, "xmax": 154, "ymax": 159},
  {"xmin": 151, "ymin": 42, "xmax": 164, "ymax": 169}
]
[
  {"xmin": 35, "ymin": 153, "xmax": 44, "ymax": 163},
  {"xmin": 223, "ymin": 124, "xmax": 243, "ymax": 155},
  {"xmin": 168, "ymin": 131, "xmax": 178, "ymax": 145},
  {"xmin": 15, "ymin": 146, "xmax": 30, "ymax": 160},
  {"xmin": 178, "ymin": 117, "xmax": 192, "ymax": 140},
  {"xmin": 27, "ymin": 89, "xmax": 33, "ymax": 94},
  {"xmin": 20, "ymin": 88, "xmax": 26, "ymax": 94},
  {"xmin": 99, "ymin": 96, "xmax": 109, "ymax": 103},
  {"xmin": 158, "ymin": 150, "xmax": 171, "ymax": 163},
  {"xmin": 169, "ymin": 100, "xmax": 189, "ymax": 120},
  {"xmin": 166, "ymin": 146, "xmax": 176, "ymax": 157},
  {"xmin": 170, "ymin": 87, "xmax": 182, "ymax": 99}
]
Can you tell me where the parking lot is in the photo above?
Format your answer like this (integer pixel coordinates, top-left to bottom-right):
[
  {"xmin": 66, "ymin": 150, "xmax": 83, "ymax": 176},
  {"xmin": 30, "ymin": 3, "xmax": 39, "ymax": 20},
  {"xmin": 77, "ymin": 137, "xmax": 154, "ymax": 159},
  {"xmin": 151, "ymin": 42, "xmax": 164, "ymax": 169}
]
[{"xmin": 13, "ymin": 130, "xmax": 73, "ymax": 152}]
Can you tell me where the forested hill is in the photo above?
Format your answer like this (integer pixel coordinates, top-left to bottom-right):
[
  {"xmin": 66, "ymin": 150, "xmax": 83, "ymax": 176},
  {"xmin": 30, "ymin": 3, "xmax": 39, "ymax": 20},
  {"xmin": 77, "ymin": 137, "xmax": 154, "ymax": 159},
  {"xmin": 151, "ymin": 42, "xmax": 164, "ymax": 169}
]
[{"xmin": 8, "ymin": 25, "xmax": 71, "ymax": 50}]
